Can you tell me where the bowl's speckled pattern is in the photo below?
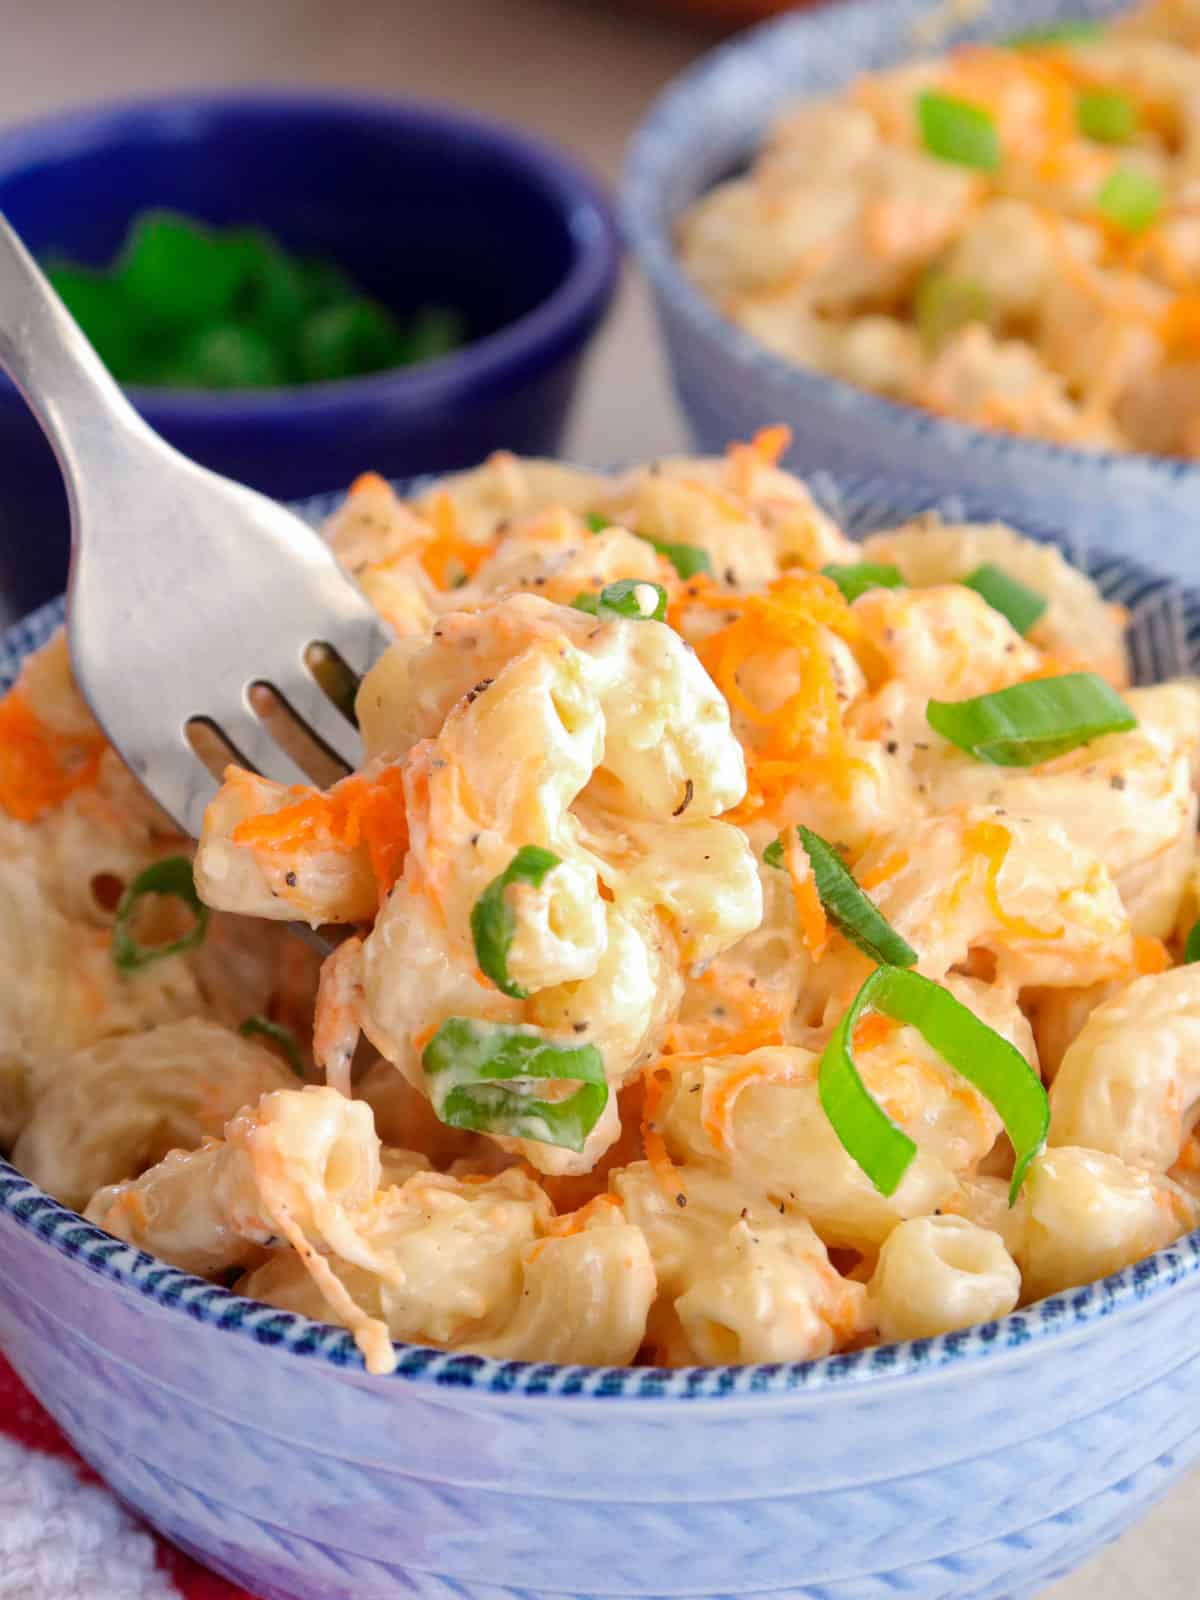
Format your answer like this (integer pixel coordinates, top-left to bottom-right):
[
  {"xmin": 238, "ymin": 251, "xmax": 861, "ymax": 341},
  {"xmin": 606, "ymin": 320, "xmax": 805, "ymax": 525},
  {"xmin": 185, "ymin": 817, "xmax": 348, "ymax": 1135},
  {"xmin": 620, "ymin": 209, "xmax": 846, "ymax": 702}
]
[
  {"xmin": 1, "ymin": 476, "xmax": 1199, "ymax": 1600},
  {"xmin": 622, "ymin": 0, "xmax": 1200, "ymax": 586}
]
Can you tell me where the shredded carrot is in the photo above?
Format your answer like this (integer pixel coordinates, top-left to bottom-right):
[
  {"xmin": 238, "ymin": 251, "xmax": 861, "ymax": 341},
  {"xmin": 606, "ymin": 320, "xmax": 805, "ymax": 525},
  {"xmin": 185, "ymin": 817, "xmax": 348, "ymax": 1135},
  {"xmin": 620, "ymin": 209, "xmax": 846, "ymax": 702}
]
[
  {"xmin": 418, "ymin": 491, "xmax": 493, "ymax": 590},
  {"xmin": 1019, "ymin": 650, "xmax": 1091, "ymax": 683},
  {"xmin": 1133, "ymin": 934, "xmax": 1171, "ymax": 975},
  {"xmin": 232, "ymin": 763, "xmax": 409, "ymax": 902},
  {"xmin": 0, "ymin": 684, "xmax": 106, "ymax": 823},
  {"xmin": 752, "ymin": 424, "xmax": 791, "ymax": 464},
  {"xmin": 783, "ymin": 827, "xmax": 829, "ymax": 959},
  {"xmin": 348, "ymin": 470, "xmax": 392, "ymax": 499},
  {"xmin": 693, "ymin": 575, "xmax": 871, "ymax": 819},
  {"xmin": 858, "ymin": 850, "xmax": 909, "ymax": 892},
  {"xmin": 1159, "ymin": 295, "xmax": 1200, "ymax": 359},
  {"xmin": 851, "ymin": 1013, "xmax": 898, "ymax": 1053},
  {"xmin": 542, "ymin": 1194, "xmax": 622, "ymax": 1239},
  {"xmin": 964, "ymin": 820, "xmax": 1062, "ymax": 940}
]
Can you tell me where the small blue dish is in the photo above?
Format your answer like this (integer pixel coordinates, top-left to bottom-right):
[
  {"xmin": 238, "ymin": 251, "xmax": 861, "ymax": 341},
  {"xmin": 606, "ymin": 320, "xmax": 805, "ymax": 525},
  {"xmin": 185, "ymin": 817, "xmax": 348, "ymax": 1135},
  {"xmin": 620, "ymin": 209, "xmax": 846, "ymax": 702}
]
[
  {"xmin": 622, "ymin": 0, "xmax": 1200, "ymax": 586},
  {"xmin": 0, "ymin": 472, "xmax": 1198, "ymax": 1600},
  {"xmin": 0, "ymin": 91, "xmax": 620, "ymax": 616}
]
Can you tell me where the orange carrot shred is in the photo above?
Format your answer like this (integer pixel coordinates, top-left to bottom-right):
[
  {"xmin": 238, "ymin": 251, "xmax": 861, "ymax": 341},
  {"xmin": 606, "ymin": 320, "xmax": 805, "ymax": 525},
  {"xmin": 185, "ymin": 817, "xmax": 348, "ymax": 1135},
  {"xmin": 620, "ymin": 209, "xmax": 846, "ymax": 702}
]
[
  {"xmin": 1133, "ymin": 934, "xmax": 1171, "ymax": 976},
  {"xmin": 693, "ymin": 575, "xmax": 870, "ymax": 820},
  {"xmin": 418, "ymin": 491, "xmax": 493, "ymax": 590},
  {"xmin": 851, "ymin": 1013, "xmax": 898, "ymax": 1053},
  {"xmin": 232, "ymin": 764, "xmax": 409, "ymax": 904},
  {"xmin": 0, "ymin": 684, "xmax": 105, "ymax": 823},
  {"xmin": 348, "ymin": 471, "xmax": 391, "ymax": 498},
  {"xmin": 964, "ymin": 820, "xmax": 1062, "ymax": 940}
]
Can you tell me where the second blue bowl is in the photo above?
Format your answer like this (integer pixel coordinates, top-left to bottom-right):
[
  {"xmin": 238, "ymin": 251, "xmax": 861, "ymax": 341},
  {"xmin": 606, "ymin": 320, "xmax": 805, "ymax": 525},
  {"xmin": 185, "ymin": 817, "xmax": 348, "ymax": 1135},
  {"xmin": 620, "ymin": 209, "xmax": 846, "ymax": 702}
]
[
  {"xmin": 622, "ymin": 0, "xmax": 1200, "ymax": 585},
  {"xmin": 0, "ymin": 91, "xmax": 621, "ymax": 615}
]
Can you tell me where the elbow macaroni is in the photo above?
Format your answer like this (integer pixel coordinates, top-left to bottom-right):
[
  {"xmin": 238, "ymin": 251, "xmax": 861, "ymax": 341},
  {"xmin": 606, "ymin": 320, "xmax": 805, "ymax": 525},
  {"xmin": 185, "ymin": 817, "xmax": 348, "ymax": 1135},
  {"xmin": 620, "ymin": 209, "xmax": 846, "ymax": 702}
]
[{"xmin": 6, "ymin": 439, "xmax": 1199, "ymax": 1371}]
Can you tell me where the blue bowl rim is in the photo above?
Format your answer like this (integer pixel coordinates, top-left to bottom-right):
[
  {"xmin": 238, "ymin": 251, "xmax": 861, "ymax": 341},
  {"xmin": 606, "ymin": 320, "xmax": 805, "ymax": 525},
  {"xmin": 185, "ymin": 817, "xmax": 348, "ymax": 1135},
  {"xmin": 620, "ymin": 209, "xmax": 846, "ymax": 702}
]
[
  {"xmin": 619, "ymin": 0, "xmax": 1200, "ymax": 486},
  {"xmin": 2, "ymin": 466, "xmax": 1200, "ymax": 1403},
  {"xmin": 0, "ymin": 88, "xmax": 622, "ymax": 419}
]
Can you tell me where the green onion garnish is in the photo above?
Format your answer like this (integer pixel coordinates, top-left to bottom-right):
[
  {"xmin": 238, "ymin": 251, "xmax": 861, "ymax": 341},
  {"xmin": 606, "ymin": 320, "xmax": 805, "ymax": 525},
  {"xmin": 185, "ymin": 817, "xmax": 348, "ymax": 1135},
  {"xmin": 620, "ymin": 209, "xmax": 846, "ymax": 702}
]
[
  {"xmin": 112, "ymin": 856, "xmax": 210, "ymax": 972},
  {"xmin": 583, "ymin": 510, "xmax": 709, "ymax": 580},
  {"xmin": 644, "ymin": 536, "xmax": 711, "ymax": 580},
  {"xmin": 422, "ymin": 1017, "xmax": 608, "ymax": 1151},
  {"xmin": 926, "ymin": 672, "xmax": 1136, "ymax": 766},
  {"xmin": 914, "ymin": 272, "xmax": 990, "ymax": 350},
  {"xmin": 821, "ymin": 562, "xmax": 904, "ymax": 604},
  {"xmin": 1008, "ymin": 19, "xmax": 1103, "ymax": 47},
  {"xmin": 818, "ymin": 965, "xmax": 1049, "ymax": 1202},
  {"xmin": 766, "ymin": 826, "xmax": 918, "ymax": 967},
  {"xmin": 1096, "ymin": 168, "xmax": 1162, "ymax": 233},
  {"xmin": 1185, "ymin": 920, "xmax": 1200, "ymax": 964},
  {"xmin": 238, "ymin": 1015, "xmax": 304, "ymax": 1078},
  {"xmin": 917, "ymin": 91, "xmax": 1001, "ymax": 172},
  {"xmin": 1076, "ymin": 88, "xmax": 1136, "ymax": 144},
  {"xmin": 962, "ymin": 564, "xmax": 1047, "ymax": 635},
  {"xmin": 571, "ymin": 579, "xmax": 668, "ymax": 622},
  {"xmin": 471, "ymin": 845, "xmax": 562, "ymax": 1000}
]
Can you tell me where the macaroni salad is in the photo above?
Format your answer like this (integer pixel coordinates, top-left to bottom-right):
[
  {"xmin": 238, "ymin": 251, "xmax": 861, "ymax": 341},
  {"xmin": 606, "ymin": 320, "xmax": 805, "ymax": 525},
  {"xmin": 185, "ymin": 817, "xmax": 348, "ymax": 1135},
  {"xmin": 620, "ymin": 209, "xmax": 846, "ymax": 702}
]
[
  {"xmin": 678, "ymin": 0, "xmax": 1200, "ymax": 456},
  {"xmin": 5, "ymin": 431, "xmax": 1200, "ymax": 1373}
]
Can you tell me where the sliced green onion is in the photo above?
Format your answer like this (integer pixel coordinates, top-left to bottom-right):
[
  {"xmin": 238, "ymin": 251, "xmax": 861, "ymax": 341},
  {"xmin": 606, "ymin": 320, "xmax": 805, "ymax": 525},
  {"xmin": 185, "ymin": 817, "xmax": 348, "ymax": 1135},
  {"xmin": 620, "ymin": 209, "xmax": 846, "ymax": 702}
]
[
  {"xmin": 238, "ymin": 1015, "xmax": 304, "ymax": 1078},
  {"xmin": 803, "ymin": 827, "xmax": 918, "ymax": 967},
  {"xmin": 1096, "ymin": 168, "xmax": 1162, "ymax": 233},
  {"xmin": 471, "ymin": 845, "xmax": 561, "ymax": 1000},
  {"xmin": 571, "ymin": 579, "xmax": 668, "ymax": 623},
  {"xmin": 962, "ymin": 564, "xmax": 1047, "ymax": 635},
  {"xmin": 643, "ymin": 536, "xmax": 711, "ymax": 580},
  {"xmin": 112, "ymin": 856, "xmax": 209, "ymax": 972},
  {"xmin": 422, "ymin": 1017, "xmax": 608, "ymax": 1151},
  {"xmin": 584, "ymin": 507, "xmax": 710, "ymax": 580},
  {"xmin": 819, "ymin": 965, "xmax": 1049, "ymax": 1203},
  {"xmin": 1076, "ymin": 88, "xmax": 1136, "ymax": 144},
  {"xmin": 926, "ymin": 672, "xmax": 1136, "ymax": 766},
  {"xmin": 917, "ymin": 91, "xmax": 1001, "ymax": 172},
  {"xmin": 821, "ymin": 561, "xmax": 904, "ymax": 604},
  {"xmin": 764, "ymin": 828, "xmax": 917, "ymax": 966},
  {"xmin": 914, "ymin": 272, "xmax": 990, "ymax": 350},
  {"xmin": 1185, "ymin": 920, "xmax": 1200, "ymax": 964},
  {"xmin": 1009, "ymin": 19, "xmax": 1103, "ymax": 47}
]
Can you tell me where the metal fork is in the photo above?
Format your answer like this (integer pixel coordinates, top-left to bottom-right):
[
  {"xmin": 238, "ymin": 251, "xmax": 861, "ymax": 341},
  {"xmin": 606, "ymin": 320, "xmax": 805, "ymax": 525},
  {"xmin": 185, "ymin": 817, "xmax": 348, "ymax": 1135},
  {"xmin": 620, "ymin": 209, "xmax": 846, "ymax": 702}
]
[{"xmin": 0, "ymin": 214, "xmax": 392, "ymax": 838}]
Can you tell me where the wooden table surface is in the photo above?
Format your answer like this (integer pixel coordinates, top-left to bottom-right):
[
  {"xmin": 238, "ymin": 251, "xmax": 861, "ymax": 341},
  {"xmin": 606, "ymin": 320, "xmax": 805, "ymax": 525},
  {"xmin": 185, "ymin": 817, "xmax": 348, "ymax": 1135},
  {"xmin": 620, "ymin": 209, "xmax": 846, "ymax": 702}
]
[{"xmin": 0, "ymin": 1, "xmax": 1193, "ymax": 1594}]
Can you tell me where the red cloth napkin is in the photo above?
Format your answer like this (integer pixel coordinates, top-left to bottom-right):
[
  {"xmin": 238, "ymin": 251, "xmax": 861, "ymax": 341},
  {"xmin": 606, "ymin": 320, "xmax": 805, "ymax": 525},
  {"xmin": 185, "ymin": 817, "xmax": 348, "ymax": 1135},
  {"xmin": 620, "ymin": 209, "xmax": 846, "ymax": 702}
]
[{"xmin": 0, "ymin": 1352, "xmax": 250, "ymax": 1599}]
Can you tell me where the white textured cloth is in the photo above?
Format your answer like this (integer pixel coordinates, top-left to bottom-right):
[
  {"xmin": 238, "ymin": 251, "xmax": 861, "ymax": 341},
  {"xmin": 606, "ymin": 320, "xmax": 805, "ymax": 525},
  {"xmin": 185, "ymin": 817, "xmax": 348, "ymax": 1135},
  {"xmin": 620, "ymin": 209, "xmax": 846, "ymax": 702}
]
[{"xmin": 0, "ymin": 1433, "xmax": 178, "ymax": 1600}]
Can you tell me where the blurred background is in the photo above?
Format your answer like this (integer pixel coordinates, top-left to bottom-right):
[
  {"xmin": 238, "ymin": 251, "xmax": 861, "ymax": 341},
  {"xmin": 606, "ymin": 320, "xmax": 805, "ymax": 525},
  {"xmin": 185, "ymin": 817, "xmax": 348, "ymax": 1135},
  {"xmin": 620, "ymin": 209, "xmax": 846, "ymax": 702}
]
[{"xmin": 2, "ymin": 0, "xmax": 754, "ymax": 475}]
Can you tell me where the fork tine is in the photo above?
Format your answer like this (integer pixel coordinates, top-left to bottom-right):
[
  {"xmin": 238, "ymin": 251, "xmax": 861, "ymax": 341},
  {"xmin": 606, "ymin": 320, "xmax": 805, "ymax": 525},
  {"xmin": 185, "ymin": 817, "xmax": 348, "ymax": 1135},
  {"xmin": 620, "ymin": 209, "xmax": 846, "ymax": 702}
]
[
  {"xmin": 266, "ymin": 674, "xmax": 361, "ymax": 772},
  {"xmin": 312, "ymin": 611, "xmax": 394, "ymax": 682},
  {"xmin": 211, "ymin": 706, "xmax": 324, "ymax": 793},
  {"xmin": 138, "ymin": 739, "xmax": 221, "ymax": 844}
]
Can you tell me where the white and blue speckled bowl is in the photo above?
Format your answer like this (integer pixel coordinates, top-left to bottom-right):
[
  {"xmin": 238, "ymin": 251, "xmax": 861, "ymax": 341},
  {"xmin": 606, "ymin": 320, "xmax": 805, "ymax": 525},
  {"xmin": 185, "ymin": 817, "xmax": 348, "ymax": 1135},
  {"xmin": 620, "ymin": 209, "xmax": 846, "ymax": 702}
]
[
  {"xmin": 622, "ymin": 0, "xmax": 1200, "ymax": 586},
  {"xmin": 1, "ymin": 475, "xmax": 1199, "ymax": 1600}
]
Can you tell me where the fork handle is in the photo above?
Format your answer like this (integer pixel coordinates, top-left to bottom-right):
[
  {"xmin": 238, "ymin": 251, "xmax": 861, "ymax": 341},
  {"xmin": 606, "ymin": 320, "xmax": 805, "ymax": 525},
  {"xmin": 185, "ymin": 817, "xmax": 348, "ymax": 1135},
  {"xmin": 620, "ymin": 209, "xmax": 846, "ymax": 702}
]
[{"xmin": 0, "ymin": 213, "xmax": 153, "ymax": 498}]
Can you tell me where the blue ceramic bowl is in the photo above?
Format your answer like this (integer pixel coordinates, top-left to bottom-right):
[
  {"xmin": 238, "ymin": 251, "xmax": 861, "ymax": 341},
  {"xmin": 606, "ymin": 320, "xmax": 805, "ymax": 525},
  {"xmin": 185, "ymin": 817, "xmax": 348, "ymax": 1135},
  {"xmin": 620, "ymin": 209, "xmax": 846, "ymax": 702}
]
[
  {"xmin": 622, "ymin": 0, "xmax": 1200, "ymax": 587},
  {"xmin": 0, "ymin": 92, "xmax": 620, "ymax": 616},
  {"xmin": 1, "ymin": 473, "xmax": 1199, "ymax": 1600}
]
